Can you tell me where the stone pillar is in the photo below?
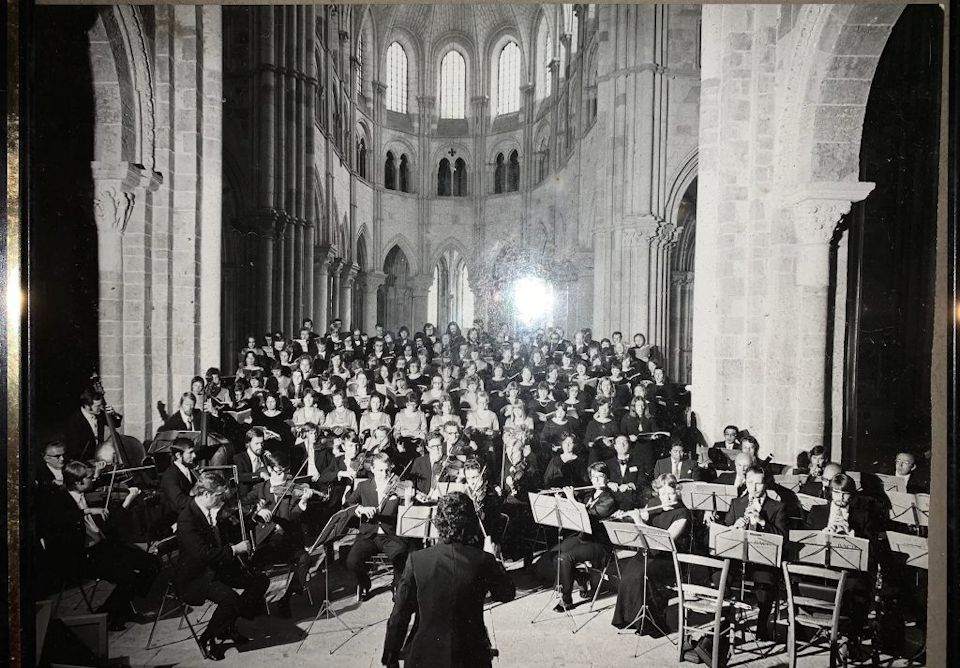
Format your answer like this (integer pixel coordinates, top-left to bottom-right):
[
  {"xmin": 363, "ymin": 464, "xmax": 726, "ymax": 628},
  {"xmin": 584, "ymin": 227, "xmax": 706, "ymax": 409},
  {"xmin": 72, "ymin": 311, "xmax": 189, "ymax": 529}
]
[
  {"xmin": 198, "ymin": 6, "xmax": 223, "ymax": 368},
  {"xmin": 783, "ymin": 182, "xmax": 874, "ymax": 461},
  {"xmin": 284, "ymin": 219, "xmax": 296, "ymax": 332},
  {"xmin": 314, "ymin": 246, "xmax": 334, "ymax": 333},
  {"xmin": 410, "ymin": 275, "xmax": 433, "ymax": 330},
  {"xmin": 260, "ymin": 228, "xmax": 275, "ymax": 332},
  {"xmin": 670, "ymin": 271, "xmax": 694, "ymax": 382},
  {"xmin": 340, "ymin": 263, "xmax": 359, "ymax": 328},
  {"xmin": 364, "ymin": 271, "xmax": 386, "ymax": 329},
  {"xmin": 330, "ymin": 258, "xmax": 344, "ymax": 320},
  {"xmin": 303, "ymin": 223, "xmax": 315, "ymax": 326}
]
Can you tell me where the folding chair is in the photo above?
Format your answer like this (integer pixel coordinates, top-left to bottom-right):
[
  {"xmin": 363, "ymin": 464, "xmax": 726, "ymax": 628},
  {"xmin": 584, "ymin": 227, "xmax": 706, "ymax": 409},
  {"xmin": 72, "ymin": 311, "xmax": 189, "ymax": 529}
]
[
  {"xmin": 782, "ymin": 561, "xmax": 848, "ymax": 668},
  {"xmin": 675, "ymin": 553, "xmax": 734, "ymax": 668},
  {"xmin": 145, "ymin": 536, "xmax": 209, "ymax": 658}
]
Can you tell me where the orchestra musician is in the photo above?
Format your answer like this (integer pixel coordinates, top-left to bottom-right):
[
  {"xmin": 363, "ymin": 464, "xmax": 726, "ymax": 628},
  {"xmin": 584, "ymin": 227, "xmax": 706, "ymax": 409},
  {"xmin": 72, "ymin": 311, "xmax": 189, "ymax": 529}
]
[
  {"xmin": 160, "ymin": 437, "xmax": 200, "ymax": 522},
  {"xmin": 407, "ymin": 431, "xmax": 452, "ymax": 498},
  {"xmin": 233, "ymin": 427, "xmax": 270, "ymax": 497},
  {"xmin": 39, "ymin": 460, "xmax": 161, "ymax": 630},
  {"xmin": 653, "ymin": 440, "xmax": 702, "ymax": 481},
  {"xmin": 382, "ymin": 492, "xmax": 515, "ymax": 668},
  {"xmin": 553, "ymin": 462, "xmax": 618, "ymax": 612},
  {"xmin": 462, "ymin": 458, "xmax": 503, "ymax": 552},
  {"xmin": 604, "ymin": 435, "xmax": 649, "ymax": 511},
  {"xmin": 174, "ymin": 471, "xmax": 269, "ymax": 661},
  {"xmin": 611, "ymin": 473, "xmax": 691, "ymax": 635},
  {"xmin": 345, "ymin": 453, "xmax": 412, "ymax": 601},
  {"xmin": 63, "ymin": 388, "xmax": 123, "ymax": 461},
  {"xmin": 36, "ymin": 440, "xmax": 67, "ymax": 492},
  {"xmin": 894, "ymin": 450, "xmax": 929, "ymax": 494}
]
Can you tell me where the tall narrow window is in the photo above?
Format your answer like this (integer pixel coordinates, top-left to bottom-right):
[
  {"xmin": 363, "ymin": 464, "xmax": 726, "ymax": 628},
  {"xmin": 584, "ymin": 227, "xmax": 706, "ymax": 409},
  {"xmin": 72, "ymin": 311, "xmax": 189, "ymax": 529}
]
[
  {"xmin": 537, "ymin": 138, "xmax": 550, "ymax": 184},
  {"xmin": 508, "ymin": 150, "xmax": 520, "ymax": 192},
  {"xmin": 439, "ymin": 50, "xmax": 466, "ymax": 119},
  {"xmin": 564, "ymin": 5, "xmax": 579, "ymax": 53},
  {"xmin": 386, "ymin": 42, "xmax": 407, "ymax": 113},
  {"xmin": 494, "ymin": 153, "xmax": 505, "ymax": 194},
  {"xmin": 356, "ymin": 33, "xmax": 363, "ymax": 96},
  {"xmin": 438, "ymin": 159, "xmax": 452, "ymax": 196},
  {"xmin": 453, "ymin": 158, "xmax": 467, "ymax": 196},
  {"xmin": 536, "ymin": 18, "xmax": 552, "ymax": 100},
  {"xmin": 497, "ymin": 42, "xmax": 521, "ymax": 115},
  {"xmin": 357, "ymin": 138, "xmax": 367, "ymax": 178},
  {"xmin": 399, "ymin": 154, "xmax": 410, "ymax": 193},
  {"xmin": 385, "ymin": 151, "xmax": 396, "ymax": 190}
]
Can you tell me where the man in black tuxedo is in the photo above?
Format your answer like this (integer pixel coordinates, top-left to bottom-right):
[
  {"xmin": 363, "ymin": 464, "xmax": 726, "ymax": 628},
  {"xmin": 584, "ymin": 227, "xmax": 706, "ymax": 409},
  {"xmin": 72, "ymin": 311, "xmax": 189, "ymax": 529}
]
[
  {"xmin": 63, "ymin": 388, "xmax": 123, "ymax": 461},
  {"xmin": 653, "ymin": 441, "xmax": 701, "ymax": 481},
  {"xmin": 345, "ymin": 453, "xmax": 411, "ymax": 600},
  {"xmin": 36, "ymin": 440, "xmax": 67, "ymax": 493},
  {"xmin": 382, "ymin": 492, "xmax": 515, "ymax": 668},
  {"xmin": 799, "ymin": 461, "xmax": 841, "ymax": 499},
  {"xmin": 604, "ymin": 436, "xmax": 649, "ymax": 510},
  {"xmin": 894, "ymin": 451, "xmax": 929, "ymax": 494},
  {"xmin": 160, "ymin": 438, "xmax": 199, "ymax": 522},
  {"xmin": 692, "ymin": 466, "xmax": 786, "ymax": 665},
  {"xmin": 175, "ymin": 471, "xmax": 269, "ymax": 661}
]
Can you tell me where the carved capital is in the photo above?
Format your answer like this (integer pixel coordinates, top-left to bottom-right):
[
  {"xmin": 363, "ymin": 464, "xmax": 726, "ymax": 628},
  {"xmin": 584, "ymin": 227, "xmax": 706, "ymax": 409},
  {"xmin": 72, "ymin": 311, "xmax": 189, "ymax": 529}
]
[
  {"xmin": 363, "ymin": 270, "xmax": 387, "ymax": 291},
  {"xmin": 620, "ymin": 215, "xmax": 662, "ymax": 248},
  {"xmin": 315, "ymin": 244, "xmax": 336, "ymax": 268},
  {"xmin": 373, "ymin": 80, "xmax": 387, "ymax": 97},
  {"xmin": 91, "ymin": 161, "xmax": 162, "ymax": 233},
  {"xmin": 783, "ymin": 181, "xmax": 875, "ymax": 244}
]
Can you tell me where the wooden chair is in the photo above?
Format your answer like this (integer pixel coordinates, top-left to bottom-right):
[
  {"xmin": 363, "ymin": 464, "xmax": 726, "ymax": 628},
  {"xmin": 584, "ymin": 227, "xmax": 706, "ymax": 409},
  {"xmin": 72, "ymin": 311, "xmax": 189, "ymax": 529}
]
[
  {"xmin": 675, "ymin": 553, "xmax": 733, "ymax": 668},
  {"xmin": 781, "ymin": 561, "xmax": 848, "ymax": 668}
]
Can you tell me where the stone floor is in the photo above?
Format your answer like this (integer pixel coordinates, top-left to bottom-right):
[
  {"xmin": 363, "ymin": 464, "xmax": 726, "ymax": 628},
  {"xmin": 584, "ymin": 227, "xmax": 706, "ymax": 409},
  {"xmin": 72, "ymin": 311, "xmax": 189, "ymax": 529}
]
[{"xmin": 47, "ymin": 556, "xmax": 916, "ymax": 668}]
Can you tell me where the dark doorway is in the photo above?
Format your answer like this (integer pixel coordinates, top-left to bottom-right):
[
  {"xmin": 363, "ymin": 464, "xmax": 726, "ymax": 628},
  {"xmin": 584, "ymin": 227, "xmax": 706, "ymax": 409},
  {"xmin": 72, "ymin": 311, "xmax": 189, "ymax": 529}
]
[
  {"xmin": 843, "ymin": 5, "xmax": 942, "ymax": 472},
  {"xmin": 29, "ymin": 7, "xmax": 101, "ymax": 441}
]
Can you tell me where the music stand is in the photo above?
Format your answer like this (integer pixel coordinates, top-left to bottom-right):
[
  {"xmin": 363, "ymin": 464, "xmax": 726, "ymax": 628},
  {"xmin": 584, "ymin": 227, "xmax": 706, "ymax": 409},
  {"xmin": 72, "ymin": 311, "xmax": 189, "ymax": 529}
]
[
  {"xmin": 789, "ymin": 530, "xmax": 870, "ymax": 571},
  {"xmin": 681, "ymin": 483, "xmax": 738, "ymax": 515},
  {"xmin": 149, "ymin": 430, "xmax": 201, "ymax": 454},
  {"xmin": 298, "ymin": 504, "xmax": 361, "ymax": 655},
  {"xmin": 795, "ymin": 493, "xmax": 830, "ymax": 513},
  {"xmin": 887, "ymin": 492, "xmax": 930, "ymax": 528},
  {"xmin": 708, "ymin": 524, "xmax": 783, "ymax": 608},
  {"xmin": 603, "ymin": 519, "xmax": 678, "ymax": 645},
  {"xmin": 772, "ymin": 475, "xmax": 805, "ymax": 493},
  {"xmin": 886, "ymin": 531, "xmax": 928, "ymax": 570},
  {"xmin": 528, "ymin": 492, "xmax": 591, "ymax": 628},
  {"xmin": 875, "ymin": 474, "xmax": 908, "ymax": 494},
  {"xmin": 397, "ymin": 504, "xmax": 438, "ymax": 541}
]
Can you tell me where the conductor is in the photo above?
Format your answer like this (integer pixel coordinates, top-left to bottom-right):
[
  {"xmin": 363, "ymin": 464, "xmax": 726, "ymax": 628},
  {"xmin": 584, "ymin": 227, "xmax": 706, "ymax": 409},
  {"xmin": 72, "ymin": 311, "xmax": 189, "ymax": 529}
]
[{"xmin": 382, "ymin": 492, "xmax": 516, "ymax": 668}]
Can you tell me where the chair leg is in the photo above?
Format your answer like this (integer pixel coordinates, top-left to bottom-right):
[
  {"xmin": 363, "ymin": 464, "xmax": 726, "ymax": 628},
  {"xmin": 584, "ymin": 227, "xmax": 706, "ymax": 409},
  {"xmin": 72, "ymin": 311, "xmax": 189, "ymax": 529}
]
[
  {"xmin": 787, "ymin": 619, "xmax": 796, "ymax": 668},
  {"xmin": 146, "ymin": 585, "xmax": 171, "ymax": 650}
]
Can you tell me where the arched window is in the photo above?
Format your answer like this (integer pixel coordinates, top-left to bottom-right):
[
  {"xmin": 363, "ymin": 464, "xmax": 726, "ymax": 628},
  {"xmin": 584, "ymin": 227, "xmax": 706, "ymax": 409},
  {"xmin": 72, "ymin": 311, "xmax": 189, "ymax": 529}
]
[
  {"xmin": 357, "ymin": 138, "xmax": 367, "ymax": 178},
  {"xmin": 497, "ymin": 41, "xmax": 521, "ymax": 115},
  {"xmin": 386, "ymin": 42, "xmax": 407, "ymax": 113},
  {"xmin": 438, "ymin": 158, "xmax": 452, "ymax": 196},
  {"xmin": 332, "ymin": 89, "xmax": 342, "ymax": 149},
  {"xmin": 536, "ymin": 18, "xmax": 552, "ymax": 101},
  {"xmin": 494, "ymin": 153, "xmax": 505, "ymax": 194},
  {"xmin": 439, "ymin": 50, "xmax": 466, "ymax": 119},
  {"xmin": 385, "ymin": 151, "xmax": 396, "ymax": 190},
  {"xmin": 508, "ymin": 150, "xmax": 520, "ymax": 192},
  {"xmin": 536, "ymin": 138, "xmax": 550, "ymax": 184},
  {"xmin": 453, "ymin": 158, "xmax": 467, "ymax": 196},
  {"xmin": 399, "ymin": 154, "xmax": 410, "ymax": 193},
  {"xmin": 586, "ymin": 50, "xmax": 598, "ymax": 127}
]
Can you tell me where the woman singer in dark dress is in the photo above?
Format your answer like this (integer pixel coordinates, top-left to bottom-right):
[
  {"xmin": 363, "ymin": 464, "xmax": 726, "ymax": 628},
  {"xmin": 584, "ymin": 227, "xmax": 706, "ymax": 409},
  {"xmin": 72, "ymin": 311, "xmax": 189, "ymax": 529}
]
[{"xmin": 611, "ymin": 473, "xmax": 691, "ymax": 634}]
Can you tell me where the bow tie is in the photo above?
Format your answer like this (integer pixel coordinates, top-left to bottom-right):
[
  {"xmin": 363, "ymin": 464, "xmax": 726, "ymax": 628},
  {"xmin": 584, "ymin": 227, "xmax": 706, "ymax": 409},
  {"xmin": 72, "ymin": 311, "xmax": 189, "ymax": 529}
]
[{"xmin": 618, "ymin": 459, "xmax": 629, "ymax": 465}]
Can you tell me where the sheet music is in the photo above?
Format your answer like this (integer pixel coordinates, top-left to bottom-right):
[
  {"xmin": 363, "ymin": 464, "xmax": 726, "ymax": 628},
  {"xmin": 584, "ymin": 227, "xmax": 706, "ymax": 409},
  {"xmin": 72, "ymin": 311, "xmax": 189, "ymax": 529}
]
[
  {"xmin": 602, "ymin": 520, "xmax": 674, "ymax": 553},
  {"xmin": 887, "ymin": 491, "xmax": 930, "ymax": 527},
  {"xmin": 875, "ymin": 473, "xmax": 907, "ymax": 494},
  {"xmin": 708, "ymin": 524, "xmax": 783, "ymax": 566},
  {"xmin": 773, "ymin": 474, "xmax": 805, "ymax": 492},
  {"xmin": 789, "ymin": 530, "xmax": 870, "ymax": 571},
  {"xmin": 681, "ymin": 482, "xmax": 739, "ymax": 512},
  {"xmin": 397, "ymin": 504, "xmax": 438, "ymax": 539},
  {"xmin": 796, "ymin": 493, "xmax": 830, "ymax": 512},
  {"xmin": 886, "ymin": 531, "xmax": 929, "ymax": 570}
]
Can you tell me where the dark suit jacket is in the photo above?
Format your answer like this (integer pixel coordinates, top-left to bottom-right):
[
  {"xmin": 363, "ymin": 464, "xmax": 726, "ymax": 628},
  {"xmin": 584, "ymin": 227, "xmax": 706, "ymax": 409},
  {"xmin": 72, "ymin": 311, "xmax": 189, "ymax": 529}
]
[
  {"xmin": 604, "ymin": 456, "xmax": 649, "ymax": 510},
  {"xmin": 346, "ymin": 478, "xmax": 403, "ymax": 538},
  {"xmin": 653, "ymin": 457, "xmax": 701, "ymax": 481},
  {"xmin": 233, "ymin": 449, "xmax": 265, "ymax": 496},
  {"xmin": 724, "ymin": 494, "xmax": 787, "ymax": 536},
  {"xmin": 38, "ymin": 486, "xmax": 87, "ymax": 580},
  {"xmin": 174, "ymin": 501, "xmax": 236, "ymax": 604},
  {"xmin": 383, "ymin": 542, "xmax": 515, "ymax": 668},
  {"xmin": 63, "ymin": 410, "xmax": 122, "ymax": 461},
  {"xmin": 161, "ymin": 463, "xmax": 196, "ymax": 518},
  {"xmin": 805, "ymin": 499, "xmax": 877, "ymax": 538}
]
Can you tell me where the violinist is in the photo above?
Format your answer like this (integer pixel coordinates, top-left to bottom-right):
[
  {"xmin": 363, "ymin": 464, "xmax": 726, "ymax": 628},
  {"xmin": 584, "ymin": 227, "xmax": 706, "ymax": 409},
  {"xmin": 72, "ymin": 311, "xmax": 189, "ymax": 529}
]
[
  {"xmin": 407, "ymin": 432, "xmax": 452, "ymax": 498},
  {"xmin": 498, "ymin": 429, "xmax": 540, "ymax": 560},
  {"xmin": 160, "ymin": 437, "xmax": 199, "ymax": 521},
  {"xmin": 298, "ymin": 422, "xmax": 335, "ymax": 482},
  {"xmin": 611, "ymin": 473, "xmax": 690, "ymax": 634},
  {"xmin": 345, "ymin": 453, "xmax": 412, "ymax": 601},
  {"xmin": 39, "ymin": 460, "xmax": 161, "ymax": 631},
  {"xmin": 63, "ymin": 387, "xmax": 123, "ymax": 461},
  {"xmin": 36, "ymin": 440, "xmax": 67, "ymax": 492},
  {"xmin": 233, "ymin": 428, "xmax": 270, "ymax": 497},
  {"xmin": 462, "ymin": 458, "xmax": 503, "ymax": 553},
  {"xmin": 317, "ymin": 432, "xmax": 368, "ymax": 503},
  {"xmin": 248, "ymin": 450, "xmax": 320, "ymax": 618},
  {"xmin": 175, "ymin": 471, "xmax": 269, "ymax": 661},
  {"xmin": 553, "ymin": 462, "xmax": 618, "ymax": 612}
]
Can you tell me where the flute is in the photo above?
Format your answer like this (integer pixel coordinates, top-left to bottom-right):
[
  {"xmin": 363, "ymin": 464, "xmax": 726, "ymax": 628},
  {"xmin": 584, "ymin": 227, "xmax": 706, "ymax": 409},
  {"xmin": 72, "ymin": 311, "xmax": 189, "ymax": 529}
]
[{"xmin": 539, "ymin": 485, "xmax": 596, "ymax": 495}]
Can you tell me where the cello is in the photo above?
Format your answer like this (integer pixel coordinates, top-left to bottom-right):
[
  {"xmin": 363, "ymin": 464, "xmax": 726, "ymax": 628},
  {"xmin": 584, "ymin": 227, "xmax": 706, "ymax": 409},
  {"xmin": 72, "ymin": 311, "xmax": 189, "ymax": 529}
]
[{"xmin": 89, "ymin": 373, "xmax": 147, "ymax": 468}]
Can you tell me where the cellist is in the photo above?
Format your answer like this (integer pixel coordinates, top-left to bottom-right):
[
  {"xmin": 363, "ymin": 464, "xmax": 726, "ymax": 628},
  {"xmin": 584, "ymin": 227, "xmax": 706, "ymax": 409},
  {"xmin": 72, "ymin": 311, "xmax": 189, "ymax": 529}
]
[{"xmin": 63, "ymin": 387, "xmax": 123, "ymax": 462}]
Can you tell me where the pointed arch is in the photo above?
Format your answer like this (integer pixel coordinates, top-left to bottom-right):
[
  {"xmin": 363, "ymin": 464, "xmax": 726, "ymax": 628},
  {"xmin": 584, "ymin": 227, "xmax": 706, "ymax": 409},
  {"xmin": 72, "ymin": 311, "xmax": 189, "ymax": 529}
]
[{"xmin": 381, "ymin": 233, "xmax": 419, "ymax": 275}]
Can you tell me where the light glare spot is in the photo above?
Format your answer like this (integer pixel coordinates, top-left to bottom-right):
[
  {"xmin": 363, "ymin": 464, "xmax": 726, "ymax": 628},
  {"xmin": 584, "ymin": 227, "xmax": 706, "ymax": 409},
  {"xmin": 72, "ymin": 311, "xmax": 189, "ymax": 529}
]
[{"xmin": 512, "ymin": 276, "xmax": 554, "ymax": 325}]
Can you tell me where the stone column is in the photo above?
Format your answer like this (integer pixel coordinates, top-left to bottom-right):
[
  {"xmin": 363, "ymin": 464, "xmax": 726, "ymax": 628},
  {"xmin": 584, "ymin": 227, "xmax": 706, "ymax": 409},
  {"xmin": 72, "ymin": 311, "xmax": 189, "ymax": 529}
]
[
  {"xmin": 340, "ymin": 263, "xmax": 359, "ymax": 328},
  {"xmin": 410, "ymin": 275, "xmax": 433, "ymax": 330},
  {"xmin": 260, "ymin": 227, "xmax": 275, "ymax": 332},
  {"xmin": 314, "ymin": 246, "xmax": 334, "ymax": 333},
  {"xmin": 782, "ymin": 182, "xmax": 874, "ymax": 461},
  {"xmin": 330, "ymin": 257, "xmax": 344, "ymax": 320},
  {"xmin": 363, "ymin": 271, "xmax": 386, "ymax": 330}
]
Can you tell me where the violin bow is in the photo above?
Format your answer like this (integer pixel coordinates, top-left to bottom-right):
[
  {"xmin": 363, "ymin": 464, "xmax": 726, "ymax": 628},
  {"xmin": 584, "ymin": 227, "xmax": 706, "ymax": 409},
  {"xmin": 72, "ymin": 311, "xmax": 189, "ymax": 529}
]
[{"xmin": 269, "ymin": 456, "xmax": 311, "ymax": 516}]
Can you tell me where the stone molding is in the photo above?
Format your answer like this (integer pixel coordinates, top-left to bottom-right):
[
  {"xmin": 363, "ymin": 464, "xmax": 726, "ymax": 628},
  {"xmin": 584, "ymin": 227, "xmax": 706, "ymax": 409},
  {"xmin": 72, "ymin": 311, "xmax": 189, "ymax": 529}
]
[
  {"xmin": 783, "ymin": 181, "xmax": 875, "ymax": 243},
  {"xmin": 91, "ymin": 161, "xmax": 162, "ymax": 233}
]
